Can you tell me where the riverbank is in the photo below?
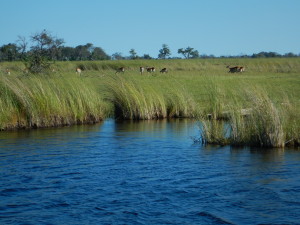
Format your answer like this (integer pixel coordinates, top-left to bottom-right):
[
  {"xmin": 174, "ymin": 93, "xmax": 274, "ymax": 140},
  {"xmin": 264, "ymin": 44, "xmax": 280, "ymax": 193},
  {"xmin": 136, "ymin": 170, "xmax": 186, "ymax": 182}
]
[{"xmin": 1, "ymin": 58, "xmax": 299, "ymax": 147}]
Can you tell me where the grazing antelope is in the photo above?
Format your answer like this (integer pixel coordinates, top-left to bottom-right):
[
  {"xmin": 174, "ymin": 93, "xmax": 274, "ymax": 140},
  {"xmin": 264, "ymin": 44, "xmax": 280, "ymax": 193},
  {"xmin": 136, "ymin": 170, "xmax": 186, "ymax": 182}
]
[
  {"xmin": 160, "ymin": 68, "xmax": 168, "ymax": 73},
  {"xmin": 238, "ymin": 66, "xmax": 245, "ymax": 72},
  {"xmin": 146, "ymin": 67, "xmax": 155, "ymax": 73},
  {"xmin": 115, "ymin": 67, "xmax": 125, "ymax": 74},
  {"xmin": 6, "ymin": 69, "xmax": 11, "ymax": 75},
  {"xmin": 227, "ymin": 66, "xmax": 244, "ymax": 73},
  {"xmin": 76, "ymin": 68, "xmax": 82, "ymax": 75},
  {"xmin": 140, "ymin": 67, "xmax": 145, "ymax": 75}
]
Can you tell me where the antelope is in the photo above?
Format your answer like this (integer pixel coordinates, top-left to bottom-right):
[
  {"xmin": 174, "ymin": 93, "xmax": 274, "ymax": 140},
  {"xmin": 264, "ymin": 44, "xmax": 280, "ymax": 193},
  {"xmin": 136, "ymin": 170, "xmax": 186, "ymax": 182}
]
[
  {"xmin": 160, "ymin": 68, "xmax": 168, "ymax": 73},
  {"xmin": 227, "ymin": 66, "xmax": 244, "ymax": 73},
  {"xmin": 115, "ymin": 67, "xmax": 125, "ymax": 74},
  {"xmin": 238, "ymin": 66, "xmax": 245, "ymax": 72},
  {"xmin": 146, "ymin": 67, "xmax": 155, "ymax": 73},
  {"xmin": 76, "ymin": 68, "xmax": 82, "ymax": 75},
  {"xmin": 6, "ymin": 69, "xmax": 11, "ymax": 75},
  {"xmin": 140, "ymin": 67, "xmax": 145, "ymax": 75}
]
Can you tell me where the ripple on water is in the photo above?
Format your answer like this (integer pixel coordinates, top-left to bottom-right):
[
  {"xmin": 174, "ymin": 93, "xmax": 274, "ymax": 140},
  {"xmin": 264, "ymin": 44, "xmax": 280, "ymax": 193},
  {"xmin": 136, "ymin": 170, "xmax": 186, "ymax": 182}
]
[{"xmin": 0, "ymin": 120, "xmax": 300, "ymax": 224}]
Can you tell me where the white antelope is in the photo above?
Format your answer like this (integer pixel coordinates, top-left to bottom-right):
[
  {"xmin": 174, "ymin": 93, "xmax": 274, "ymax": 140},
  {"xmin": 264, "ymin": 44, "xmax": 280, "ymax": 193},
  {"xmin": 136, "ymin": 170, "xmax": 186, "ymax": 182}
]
[
  {"xmin": 140, "ymin": 67, "xmax": 145, "ymax": 75},
  {"xmin": 160, "ymin": 68, "xmax": 168, "ymax": 73},
  {"xmin": 76, "ymin": 68, "xmax": 82, "ymax": 75},
  {"xmin": 115, "ymin": 67, "xmax": 125, "ymax": 74}
]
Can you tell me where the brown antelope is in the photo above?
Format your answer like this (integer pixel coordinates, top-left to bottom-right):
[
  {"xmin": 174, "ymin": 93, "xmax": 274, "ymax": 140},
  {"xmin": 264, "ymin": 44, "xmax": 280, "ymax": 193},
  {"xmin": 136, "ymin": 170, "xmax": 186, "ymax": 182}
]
[
  {"xmin": 238, "ymin": 66, "xmax": 245, "ymax": 72},
  {"xmin": 140, "ymin": 67, "xmax": 145, "ymax": 75},
  {"xmin": 6, "ymin": 69, "xmax": 11, "ymax": 75},
  {"xmin": 115, "ymin": 67, "xmax": 125, "ymax": 74},
  {"xmin": 146, "ymin": 67, "xmax": 155, "ymax": 73},
  {"xmin": 76, "ymin": 68, "xmax": 82, "ymax": 75},
  {"xmin": 227, "ymin": 66, "xmax": 244, "ymax": 73},
  {"xmin": 160, "ymin": 68, "xmax": 168, "ymax": 73}
]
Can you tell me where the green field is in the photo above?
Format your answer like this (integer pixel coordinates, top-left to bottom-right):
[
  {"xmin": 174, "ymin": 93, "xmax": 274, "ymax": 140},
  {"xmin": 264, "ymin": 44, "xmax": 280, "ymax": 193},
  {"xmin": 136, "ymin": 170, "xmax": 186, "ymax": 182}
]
[{"xmin": 1, "ymin": 58, "xmax": 299, "ymax": 147}]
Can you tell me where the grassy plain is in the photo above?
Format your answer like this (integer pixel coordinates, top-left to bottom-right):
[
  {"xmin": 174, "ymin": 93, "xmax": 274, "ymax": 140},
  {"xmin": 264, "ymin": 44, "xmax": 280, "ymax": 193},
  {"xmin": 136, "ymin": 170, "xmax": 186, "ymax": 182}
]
[{"xmin": 1, "ymin": 58, "xmax": 299, "ymax": 147}]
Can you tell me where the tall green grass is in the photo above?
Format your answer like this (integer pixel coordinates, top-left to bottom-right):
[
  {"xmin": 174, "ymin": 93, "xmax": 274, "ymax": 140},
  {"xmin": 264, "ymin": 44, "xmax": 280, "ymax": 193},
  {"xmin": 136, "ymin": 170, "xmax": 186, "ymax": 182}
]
[
  {"xmin": 198, "ymin": 83, "xmax": 300, "ymax": 148},
  {"xmin": 1, "ymin": 57, "xmax": 299, "ymax": 149},
  {"xmin": 0, "ymin": 75, "xmax": 107, "ymax": 129},
  {"xmin": 104, "ymin": 75, "xmax": 197, "ymax": 119}
]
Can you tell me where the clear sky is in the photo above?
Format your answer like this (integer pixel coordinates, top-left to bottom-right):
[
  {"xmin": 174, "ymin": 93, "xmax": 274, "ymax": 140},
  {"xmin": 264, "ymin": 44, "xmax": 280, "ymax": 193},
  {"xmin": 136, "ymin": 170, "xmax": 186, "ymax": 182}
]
[{"xmin": 1, "ymin": 0, "xmax": 299, "ymax": 58}]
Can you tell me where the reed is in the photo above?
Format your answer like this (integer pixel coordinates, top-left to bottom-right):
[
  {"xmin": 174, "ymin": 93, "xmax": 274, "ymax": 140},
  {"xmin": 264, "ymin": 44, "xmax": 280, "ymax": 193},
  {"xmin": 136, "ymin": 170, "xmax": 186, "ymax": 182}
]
[
  {"xmin": 198, "ymin": 84, "xmax": 299, "ymax": 148},
  {"xmin": 0, "ymin": 57, "xmax": 299, "ymax": 147},
  {"xmin": 105, "ymin": 75, "xmax": 167, "ymax": 119},
  {"xmin": 0, "ymin": 75, "xmax": 106, "ymax": 129},
  {"xmin": 104, "ymin": 75, "xmax": 197, "ymax": 119}
]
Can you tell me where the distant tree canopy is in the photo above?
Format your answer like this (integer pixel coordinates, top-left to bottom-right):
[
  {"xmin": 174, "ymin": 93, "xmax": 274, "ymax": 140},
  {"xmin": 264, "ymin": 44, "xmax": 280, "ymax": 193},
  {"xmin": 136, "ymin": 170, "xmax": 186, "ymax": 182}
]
[
  {"xmin": 129, "ymin": 49, "xmax": 137, "ymax": 59},
  {"xmin": 178, "ymin": 47, "xmax": 199, "ymax": 59},
  {"xmin": 251, "ymin": 51, "xmax": 298, "ymax": 58},
  {"xmin": 0, "ymin": 30, "xmax": 110, "ymax": 63},
  {"xmin": 0, "ymin": 43, "xmax": 19, "ymax": 61},
  {"xmin": 158, "ymin": 44, "xmax": 171, "ymax": 59},
  {"xmin": 0, "ymin": 30, "xmax": 299, "ymax": 62}
]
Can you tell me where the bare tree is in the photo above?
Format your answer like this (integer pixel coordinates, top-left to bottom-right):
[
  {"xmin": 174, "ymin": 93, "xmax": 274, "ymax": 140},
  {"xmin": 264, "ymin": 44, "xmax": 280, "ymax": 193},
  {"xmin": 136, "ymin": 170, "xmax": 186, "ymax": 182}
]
[{"xmin": 16, "ymin": 35, "xmax": 28, "ymax": 59}]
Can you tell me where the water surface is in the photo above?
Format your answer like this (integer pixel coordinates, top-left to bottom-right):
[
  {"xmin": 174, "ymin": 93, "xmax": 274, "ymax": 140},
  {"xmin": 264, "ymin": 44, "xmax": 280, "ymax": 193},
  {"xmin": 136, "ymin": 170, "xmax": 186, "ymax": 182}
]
[{"xmin": 0, "ymin": 119, "xmax": 299, "ymax": 224}]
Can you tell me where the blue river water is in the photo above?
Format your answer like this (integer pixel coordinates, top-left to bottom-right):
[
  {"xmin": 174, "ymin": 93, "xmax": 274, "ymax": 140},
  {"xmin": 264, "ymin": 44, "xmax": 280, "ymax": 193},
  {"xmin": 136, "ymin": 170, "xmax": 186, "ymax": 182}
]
[{"xmin": 0, "ymin": 119, "xmax": 300, "ymax": 225}]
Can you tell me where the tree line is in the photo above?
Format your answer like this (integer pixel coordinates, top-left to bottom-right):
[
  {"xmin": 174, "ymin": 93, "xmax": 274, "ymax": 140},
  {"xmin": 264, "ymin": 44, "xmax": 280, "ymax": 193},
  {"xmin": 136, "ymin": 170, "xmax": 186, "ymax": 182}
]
[{"xmin": 1, "ymin": 30, "xmax": 299, "ymax": 63}]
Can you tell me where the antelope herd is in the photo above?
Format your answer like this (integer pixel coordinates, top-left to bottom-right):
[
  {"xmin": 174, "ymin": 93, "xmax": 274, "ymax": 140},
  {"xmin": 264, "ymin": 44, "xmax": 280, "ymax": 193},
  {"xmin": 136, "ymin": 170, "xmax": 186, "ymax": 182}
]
[
  {"xmin": 2, "ymin": 65, "xmax": 245, "ymax": 76},
  {"xmin": 115, "ymin": 66, "xmax": 170, "ymax": 75}
]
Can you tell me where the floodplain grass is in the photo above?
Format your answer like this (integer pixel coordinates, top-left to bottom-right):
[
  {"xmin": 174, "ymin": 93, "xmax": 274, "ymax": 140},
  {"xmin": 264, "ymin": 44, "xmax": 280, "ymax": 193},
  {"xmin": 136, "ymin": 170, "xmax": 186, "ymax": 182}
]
[
  {"xmin": 104, "ymin": 75, "xmax": 197, "ymax": 120},
  {"xmin": 0, "ymin": 58, "xmax": 299, "ymax": 148},
  {"xmin": 198, "ymin": 81, "xmax": 300, "ymax": 148},
  {"xmin": 0, "ymin": 74, "xmax": 107, "ymax": 129}
]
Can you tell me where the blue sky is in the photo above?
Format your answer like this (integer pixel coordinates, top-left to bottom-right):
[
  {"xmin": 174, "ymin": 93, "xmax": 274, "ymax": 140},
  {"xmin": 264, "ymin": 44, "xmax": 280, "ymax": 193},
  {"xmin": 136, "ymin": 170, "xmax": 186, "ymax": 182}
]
[{"xmin": 1, "ymin": 0, "xmax": 299, "ymax": 57}]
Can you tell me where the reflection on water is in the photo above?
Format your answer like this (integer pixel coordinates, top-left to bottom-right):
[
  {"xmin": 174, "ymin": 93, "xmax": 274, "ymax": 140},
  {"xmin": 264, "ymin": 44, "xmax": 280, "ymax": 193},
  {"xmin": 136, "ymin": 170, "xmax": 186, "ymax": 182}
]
[{"xmin": 0, "ymin": 119, "xmax": 300, "ymax": 225}]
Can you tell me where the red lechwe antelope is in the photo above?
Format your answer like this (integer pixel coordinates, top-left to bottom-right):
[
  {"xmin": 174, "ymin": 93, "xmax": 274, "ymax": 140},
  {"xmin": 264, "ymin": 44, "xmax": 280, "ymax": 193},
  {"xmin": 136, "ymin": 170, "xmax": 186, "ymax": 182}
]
[
  {"xmin": 76, "ymin": 68, "xmax": 82, "ymax": 75},
  {"xmin": 146, "ymin": 67, "xmax": 155, "ymax": 73},
  {"xmin": 160, "ymin": 68, "xmax": 168, "ymax": 73},
  {"xmin": 140, "ymin": 67, "xmax": 145, "ymax": 75},
  {"xmin": 227, "ymin": 66, "xmax": 245, "ymax": 73},
  {"xmin": 115, "ymin": 67, "xmax": 125, "ymax": 74},
  {"xmin": 238, "ymin": 66, "xmax": 245, "ymax": 72},
  {"xmin": 6, "ymin": 69, "xmax": 11, "ymax": 75}
]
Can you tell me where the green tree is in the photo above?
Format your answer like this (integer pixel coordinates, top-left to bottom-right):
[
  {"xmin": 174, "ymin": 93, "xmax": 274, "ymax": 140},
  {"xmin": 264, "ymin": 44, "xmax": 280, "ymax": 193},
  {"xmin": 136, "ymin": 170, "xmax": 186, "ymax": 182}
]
[
  {"xmin": 92, "ymin": 47, "xmax": 110, "ymax": 60},
  {"xmin": 0, "ymin": 43, "xmax": 19, "ymax": 61},
  {"xmin": 142, "ymin": 54, "xmax": 152, "ymax": 59},
  {"xmin": 61, "ymin": 46, "xmax": 76, "ymax": 60},
  {"xmin": 158, "ymin": 44, "xmax": 171, "ymax": 59},
  {"xmin": 112, "ymin": 52, "xmax": 124, "ymax": 60},
  {"xmin": 129, "ymin": 48, "xmax": 137, "ymax": 59},
  {"xmin": 26, "ymin": 29, "xmax": 64, "ymax": 73},
  {"xmin": 74, "ymin": 44, "xmax": 90, "ymax": 60},
  {"xmin": 178, "ymin": 47, "xmax": 199, "ymax": 59}
]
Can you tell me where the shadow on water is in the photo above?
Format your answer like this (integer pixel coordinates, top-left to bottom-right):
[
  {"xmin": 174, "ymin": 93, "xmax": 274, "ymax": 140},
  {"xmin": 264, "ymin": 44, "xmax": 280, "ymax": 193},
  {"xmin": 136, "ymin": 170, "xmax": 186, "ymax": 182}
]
[{"xmin": 0, "ymin": 119, "xmax": 300, "ymax": 225}]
